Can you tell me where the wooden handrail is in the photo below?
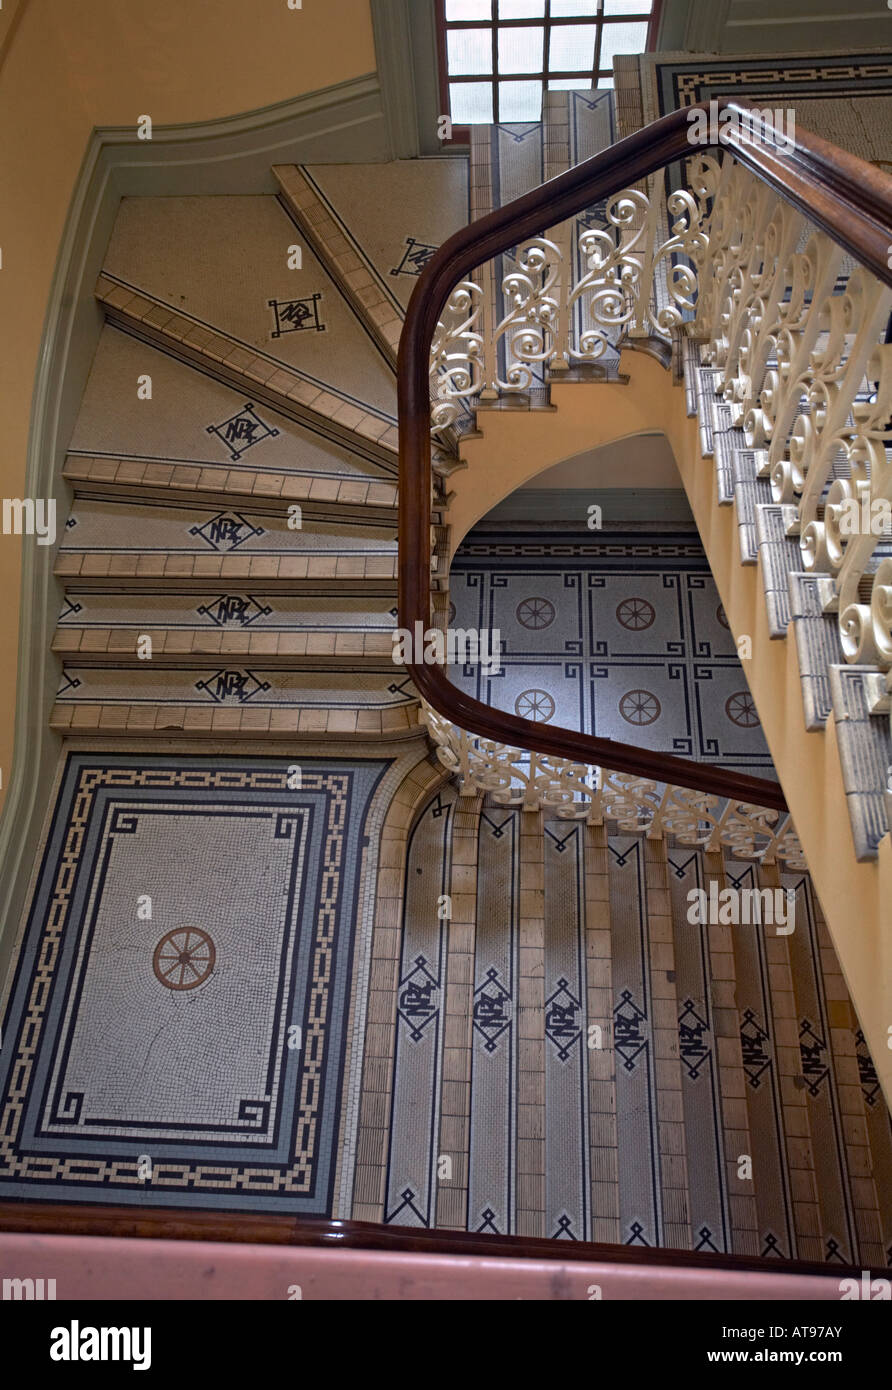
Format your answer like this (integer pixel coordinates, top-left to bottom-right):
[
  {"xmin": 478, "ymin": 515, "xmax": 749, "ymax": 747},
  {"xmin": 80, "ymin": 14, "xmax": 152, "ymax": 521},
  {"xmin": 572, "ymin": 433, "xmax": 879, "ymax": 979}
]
[
  {"xmin": 398, "ymin": 101, "xmax": 892, "ymax": 815},
  {"xmin": 0, "ymin": 1201, "xmax": 884, "ymax": 1280}
]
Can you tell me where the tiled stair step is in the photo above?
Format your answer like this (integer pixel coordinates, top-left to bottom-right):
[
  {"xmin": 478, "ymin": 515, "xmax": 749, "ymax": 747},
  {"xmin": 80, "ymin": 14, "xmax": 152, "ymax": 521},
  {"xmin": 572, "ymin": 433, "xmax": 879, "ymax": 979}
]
[
  {"xmin": 692, "ymin": 366, "xmax": 727, "ymax": 458},
  {"xmin": 274, "ymin": 157, "xmax": 471, "ymax": 373},
  {"xmin": 682, "ymin": 334, "xmax": 705, "ymax": 416},
  {"xmin": 56, "ymin": 496, "xmax": 397, "ymax": 592},
  {"xmin": 60, "ymin": 498, "xmax": 394, "ymax": 546},
  {"xmin": 51, "ymin": 668, "xmax": 419, "ymax": 739},
  {"xmin": 788, "ymin": 571, "xmax": 847, "ymax": 730},
  {"xmin": 273, "ymin": 164, "xmax": 403, "ymax": 370},
  {"xmin": 55, "ymin": 551, "xmax": 398, "ymax": 596},
  {"xmin": 53, "ymin": 587, "xmax": 397, "ymax": 668},
  {"xmin": 53, "ymin": 626, "xmax": 396, "ymax": 668},
  {"xmin": 712, "ymin": 429, "xmax": 740, "ymax": 506},
  {"xmin": 100, "ymin": 192, "xmax": 398, "ymax": 414},
  {"xmin": 63, "ymin": 455, "xmax": 397, "ymax": 526},
  {"xmin": 50, "ymin": 696, "xmax": 420, "ymax": 740},
  {"xmin": 828, "ymin": 664, "xmax": 892, "ymax": 860},
  {"xmin": 68, "ymin": 326, "xmax": 396, "ymax": 484},
  {"xmin": 95, "ymin": 274, "xmax": 399, "ymax": 475},
  {"xmin": 754, "ymin": 503, "xmax": 804, "ymax": 638},
  {"xmin": 731, "ymin": 446, "xmax": 772, "ymax": 564},
  {"xmin": 56, "ymin": 591, "xmax": 396, "ymax": 630}
]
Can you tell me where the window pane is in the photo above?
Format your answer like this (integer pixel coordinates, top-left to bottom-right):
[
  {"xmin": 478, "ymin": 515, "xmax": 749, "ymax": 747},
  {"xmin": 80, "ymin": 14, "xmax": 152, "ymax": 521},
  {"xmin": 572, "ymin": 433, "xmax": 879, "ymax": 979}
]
[
  {"xmin": 448, "ymin": 27, "xmax": 493, "ymax": 75},
  {"xmin": 498, "ymin": 25, "xmax": 544, "ymax": 73},
  {"xmin": 596, "ymin": 75, "xmax": 615, "ymax": 90},
  {"xmin": 551, "ymin": 0, "xmax": 598, "ymax": 14},
  {"xmin": 498, "ymin": 79, "xmax": 543, "ymax": 121},
  {"xmin": 548, "ymin": 23, "xmax": 596, "ymax": 72},
  {"xmin": 598, "ymin": 20, "xmax": 649, "ymax": 67},
  {"xmin": 548, "ymin": 77, "xmax": 594, "ymax": 90},
  {"xmin": 446, "ymin": 0, "xmax": 492, "ymax": 19},
  {"xmin": 603, "ymin": 0, "xmax": 652, "ymax": 14},
  {"xmin": 450, "ymin": 80, "xmax": 495, "ymax": 123},
  {"xmin": 498, "ymin": 0, "xmax": 545, "ymax": 16}
]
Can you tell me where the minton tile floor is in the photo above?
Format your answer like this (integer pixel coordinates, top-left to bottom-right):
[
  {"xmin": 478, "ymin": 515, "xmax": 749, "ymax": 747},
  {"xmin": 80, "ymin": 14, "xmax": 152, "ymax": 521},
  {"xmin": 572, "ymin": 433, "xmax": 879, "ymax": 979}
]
[
  {"xmin": 0, "ymin": 753, "xmax": 390, "ymax": 1215},
  {"xmin": 448, "ymin": 530, "xmax": 775, "ymax": 778}
]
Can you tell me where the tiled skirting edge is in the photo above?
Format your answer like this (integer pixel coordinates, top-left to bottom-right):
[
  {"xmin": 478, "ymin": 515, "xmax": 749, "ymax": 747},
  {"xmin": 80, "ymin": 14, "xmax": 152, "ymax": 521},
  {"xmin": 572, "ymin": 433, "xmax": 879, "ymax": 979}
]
[
  {"xmin": 333, "ymin": 744, "xmax": 442, "ymax": 1218},
  {"xmin": 350, "ymin": 758, "xmax": 453, "ymax": 1221}
]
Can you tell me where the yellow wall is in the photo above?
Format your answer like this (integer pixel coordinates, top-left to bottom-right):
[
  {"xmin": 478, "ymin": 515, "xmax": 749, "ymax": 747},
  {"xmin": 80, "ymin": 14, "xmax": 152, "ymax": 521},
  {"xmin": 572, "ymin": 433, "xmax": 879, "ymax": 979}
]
[
  {"xmin": 0, "ymin": 0, "xmax": 376, "ymax": 805},
  {"xmin": 452, "ymin": 352, "xmax": 892, "ymax": 1103}
]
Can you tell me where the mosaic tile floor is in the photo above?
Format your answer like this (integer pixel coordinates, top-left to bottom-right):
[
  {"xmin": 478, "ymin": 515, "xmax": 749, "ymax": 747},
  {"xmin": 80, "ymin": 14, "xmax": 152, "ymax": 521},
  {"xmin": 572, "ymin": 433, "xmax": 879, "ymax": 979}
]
[
  {"xmin": 0, "ymin": 753, "xmax": 393, "ymax": 1214},
  {"xmin": 448, "ymin": 530, "xmax": 776, "ymax": 777},
  {"xmin": 374, "ymin": 789, "xmax": 892, "ymax": 1263}
]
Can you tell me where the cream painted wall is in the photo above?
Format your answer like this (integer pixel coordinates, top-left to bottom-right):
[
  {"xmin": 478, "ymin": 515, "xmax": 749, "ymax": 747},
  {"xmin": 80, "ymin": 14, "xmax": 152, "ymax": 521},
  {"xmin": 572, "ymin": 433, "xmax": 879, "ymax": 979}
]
[
  {"xmin": 0, "ymin": 0, "xmax": 376, "ymax": 807},
  {"xmin": 519, "ymin": 433, "xmax": 681, "ymax": 492},
  {"xmin": 450, "ymin": 378, "xmax": 682, "ymax": 558},
  {"xmin": 449, "ymin": 351, "xmax": 892, "ymax": 1103}
]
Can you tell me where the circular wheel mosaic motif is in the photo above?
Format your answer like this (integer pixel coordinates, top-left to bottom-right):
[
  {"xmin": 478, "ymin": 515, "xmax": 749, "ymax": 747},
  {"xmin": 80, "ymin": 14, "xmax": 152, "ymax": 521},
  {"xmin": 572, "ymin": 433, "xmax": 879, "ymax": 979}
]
[
  {"xmin": 616, "ymin": 597, "xmax": 655, "ymax": 631},
  {"xmin": 725, "ymin": 691, "xmax": 760, "ymax": 728},
  {"xmin": 515, "ymin": 689, "xmax": 555, "ymax": 722},
  {"xmin": 153, "ymin": 928, "xmax": 216, "ymax": 991},
  {"xmin": 619, "ymin": 689, "xmax": 662, "ymax": 726},
  {"xmin": 516, "ymin": 597, "xmax": 556, "ymax": 630},
  {"xmin": 716, "ymin": 604, "xmax": 730, "ymax": 630}
]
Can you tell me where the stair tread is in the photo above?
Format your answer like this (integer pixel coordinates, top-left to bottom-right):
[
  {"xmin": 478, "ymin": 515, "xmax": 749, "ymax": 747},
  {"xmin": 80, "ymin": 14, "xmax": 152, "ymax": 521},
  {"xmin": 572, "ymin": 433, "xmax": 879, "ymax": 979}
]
[
  {"xmin": 50, "ymin": 700, "xmax": 420, "ymax": 738},
  {"xmin": 69, "ymin": 327, "xmax": 394, "ymax": 482},
  {"xmin": 102, "ymin": 195, "xmax": 396, "ymax": 418},
  {"xmin": 54, "ymin": 666, "xmax": 416, "ymax": 708},
  {"xmin": 59, "ymin": 499, "xmax": 396, "ymax": 554},
  {"xmin": 828, "ymin": 664, "xmax": 892, "ymax": 860},
  {"xmin": 95, "ymin": 277, "xmax": 399, "ymax": 472},
  {"xmin": 54, "ymin": 625, "xmax": 395, "ymax": 664}
]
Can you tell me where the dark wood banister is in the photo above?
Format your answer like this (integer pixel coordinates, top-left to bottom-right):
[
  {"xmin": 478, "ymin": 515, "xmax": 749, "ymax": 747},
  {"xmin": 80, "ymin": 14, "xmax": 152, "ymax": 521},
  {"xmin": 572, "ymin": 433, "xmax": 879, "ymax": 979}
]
[
  {"xmin": 0, "ymin": 1201, "xmax": 885, "ymax": 1280},
  {"xmin": 398, "ymin": 100, "xmax": 892, "ymax": 815}
]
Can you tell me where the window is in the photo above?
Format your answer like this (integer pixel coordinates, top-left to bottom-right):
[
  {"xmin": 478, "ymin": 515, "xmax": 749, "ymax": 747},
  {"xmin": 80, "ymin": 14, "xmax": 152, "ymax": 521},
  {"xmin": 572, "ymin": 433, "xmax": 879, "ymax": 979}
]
[{"xmin": 439, "ymin": 0, "xmax": 658, "ymax": 127}]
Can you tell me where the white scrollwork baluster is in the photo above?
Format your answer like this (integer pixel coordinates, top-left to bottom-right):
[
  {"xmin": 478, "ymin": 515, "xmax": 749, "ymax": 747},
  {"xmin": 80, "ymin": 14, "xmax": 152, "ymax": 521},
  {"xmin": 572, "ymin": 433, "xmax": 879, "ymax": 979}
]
[{"xmin": 796, "ymin": 273, "xmax": 891, "ymax": 571}]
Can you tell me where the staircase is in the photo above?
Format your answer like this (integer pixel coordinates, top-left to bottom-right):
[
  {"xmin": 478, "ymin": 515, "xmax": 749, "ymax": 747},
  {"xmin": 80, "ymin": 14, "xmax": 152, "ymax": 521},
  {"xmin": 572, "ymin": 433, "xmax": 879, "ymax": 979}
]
[
  {"xmin": 51, "ymin": 90, "xmax": 892, "ymax": 1109},
  {"xmin": 370, "ymin": 782, "xmax": 891, "ymax": 1263},
  {"xmin": 53, "ymin": 184, "xmax": 433, "ymax": 741},
  {"xmin": 3, "ymin": 90, "xmax": 890, "ymax": 1265},
  {"xmin": 398, "ymin": 101, "xmax": 892, "ymax": 1105}
]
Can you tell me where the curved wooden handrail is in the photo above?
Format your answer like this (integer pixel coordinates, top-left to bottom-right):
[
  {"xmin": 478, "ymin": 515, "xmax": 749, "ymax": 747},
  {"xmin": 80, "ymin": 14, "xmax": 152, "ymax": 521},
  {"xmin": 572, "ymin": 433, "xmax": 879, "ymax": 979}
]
[
  {"xmin": 0, "ymin": 1200, "xmax": 884, "ymax": 1280},
  {"xmin": 398, "ymin": 100, "xmax": 892, "ymax": 815}
]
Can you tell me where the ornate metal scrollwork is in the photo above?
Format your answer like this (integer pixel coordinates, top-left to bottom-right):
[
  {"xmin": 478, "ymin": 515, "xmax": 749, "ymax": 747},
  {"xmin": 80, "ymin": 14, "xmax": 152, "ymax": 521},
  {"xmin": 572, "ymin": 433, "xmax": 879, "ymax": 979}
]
[{"xmin": 420, "ymin": 700, "xmax": 802, "ymax": 865}]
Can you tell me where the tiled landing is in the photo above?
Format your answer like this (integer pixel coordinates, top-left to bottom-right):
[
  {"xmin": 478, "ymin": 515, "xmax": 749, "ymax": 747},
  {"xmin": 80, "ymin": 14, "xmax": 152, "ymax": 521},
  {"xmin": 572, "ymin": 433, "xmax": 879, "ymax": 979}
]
[{"xmin": 0, "ymin": 753, "xmax": 395, "ymax": 1215}]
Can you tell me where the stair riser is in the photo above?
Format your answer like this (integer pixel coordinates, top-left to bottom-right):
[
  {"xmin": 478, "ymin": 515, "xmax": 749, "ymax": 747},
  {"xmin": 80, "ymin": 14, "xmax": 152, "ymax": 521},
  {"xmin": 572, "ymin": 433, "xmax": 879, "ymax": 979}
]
[
  {"xmin": 56, "ymin": 576, "xmax": 397, "ymax": 596},
  {"xmin": 66, "ymin": 482, "xmax": 397, "ymax": 528},
  {"xmin": 49, "ymin": 709, "xmax": 423, "ymax": 740},
  {"xmin": 54, "ymin": 647, "xmax": 397, "ymax": 670}
]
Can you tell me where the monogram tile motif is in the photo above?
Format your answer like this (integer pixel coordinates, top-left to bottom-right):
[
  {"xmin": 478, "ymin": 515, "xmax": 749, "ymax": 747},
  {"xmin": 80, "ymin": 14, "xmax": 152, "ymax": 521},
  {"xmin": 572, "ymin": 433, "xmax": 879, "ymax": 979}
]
[{"xmin": 206, "ymin": 403, "xmax": 279, "ymax": 461}]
